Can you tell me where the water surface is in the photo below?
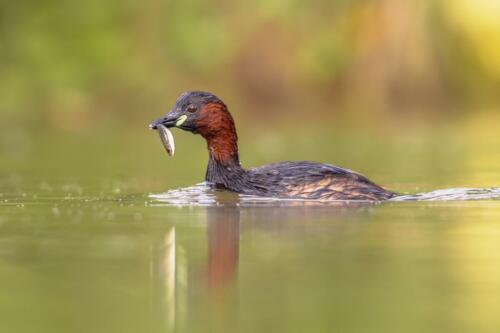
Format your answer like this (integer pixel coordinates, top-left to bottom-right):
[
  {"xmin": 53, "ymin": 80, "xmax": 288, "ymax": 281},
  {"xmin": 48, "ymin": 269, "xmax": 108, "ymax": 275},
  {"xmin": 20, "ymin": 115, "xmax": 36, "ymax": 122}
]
[{"xmin": 1, "ymin": 129, "xmax": 500, "ymax": 333}]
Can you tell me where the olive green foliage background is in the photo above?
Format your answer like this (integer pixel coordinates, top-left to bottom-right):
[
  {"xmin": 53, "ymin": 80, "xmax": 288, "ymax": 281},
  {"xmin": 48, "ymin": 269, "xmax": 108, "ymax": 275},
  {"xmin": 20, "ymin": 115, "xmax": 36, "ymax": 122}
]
[{"xmin": 2, "ymin": 0, "xmax": 500, "ymax": 128}]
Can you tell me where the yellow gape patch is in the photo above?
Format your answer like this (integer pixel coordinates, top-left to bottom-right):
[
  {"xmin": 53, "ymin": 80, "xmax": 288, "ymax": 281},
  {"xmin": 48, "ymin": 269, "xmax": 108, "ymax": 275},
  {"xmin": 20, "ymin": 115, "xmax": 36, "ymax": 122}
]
[{"xmin": 176, "ymin": 115, "xmax": 188, "ymax": 127}]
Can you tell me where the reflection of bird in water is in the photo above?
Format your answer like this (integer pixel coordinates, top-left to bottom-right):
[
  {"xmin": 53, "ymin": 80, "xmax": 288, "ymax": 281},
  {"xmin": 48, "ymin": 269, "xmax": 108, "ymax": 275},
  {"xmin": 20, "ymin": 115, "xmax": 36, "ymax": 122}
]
[
  {"xmin": 151, "ymin": 198, "xmax": 374, "ymax": 332},
  {"xmin": 201, "ymin": 198, "xmax": 372, "ymax": 289},
  {"xmin": 150, "ymin": 91, "xmax": 396, "ymax": 201},
  {"xmin": 205, "ymin": 207, "xmax": 240, "ymax": 288}
]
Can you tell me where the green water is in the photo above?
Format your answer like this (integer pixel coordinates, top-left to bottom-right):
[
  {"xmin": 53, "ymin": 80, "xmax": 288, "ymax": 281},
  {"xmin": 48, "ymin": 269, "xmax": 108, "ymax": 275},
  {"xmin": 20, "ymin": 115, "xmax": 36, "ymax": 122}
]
[{"xmin": 1, "ymin": 128, "xmax": 500, "ymax": 333}]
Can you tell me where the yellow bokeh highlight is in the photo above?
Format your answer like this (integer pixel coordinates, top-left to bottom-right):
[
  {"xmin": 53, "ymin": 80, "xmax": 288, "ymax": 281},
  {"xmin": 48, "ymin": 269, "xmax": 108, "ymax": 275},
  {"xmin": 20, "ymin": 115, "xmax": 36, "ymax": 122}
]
[{"xmin": 446, "ymin": 0, "xmax": 500, "ymax": 77}]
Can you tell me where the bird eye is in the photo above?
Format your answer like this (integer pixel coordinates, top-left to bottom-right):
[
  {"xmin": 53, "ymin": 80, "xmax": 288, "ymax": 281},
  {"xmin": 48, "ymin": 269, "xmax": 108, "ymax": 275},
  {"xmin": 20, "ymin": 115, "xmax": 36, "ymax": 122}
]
[{"xmin": 186, "ymin": 105, "xmax": 197, "ymax": 113}]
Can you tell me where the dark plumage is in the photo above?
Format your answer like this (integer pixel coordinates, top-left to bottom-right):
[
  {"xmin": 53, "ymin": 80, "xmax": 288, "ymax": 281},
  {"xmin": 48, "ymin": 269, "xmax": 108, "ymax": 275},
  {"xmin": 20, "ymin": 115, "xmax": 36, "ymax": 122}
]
[{"xmin": 150, "ymin": 91, "xmax": 396, "ymax": 201}]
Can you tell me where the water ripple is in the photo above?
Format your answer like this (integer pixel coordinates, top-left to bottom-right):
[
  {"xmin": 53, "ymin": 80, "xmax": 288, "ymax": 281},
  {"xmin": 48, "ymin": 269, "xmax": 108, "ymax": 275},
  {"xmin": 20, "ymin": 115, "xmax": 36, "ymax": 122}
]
[
  {"xmin": 149, "ymin": 183, "xmax": 369, "ymax": 207},
  {"xmin": 150, "ymin": 183, "xmax": 500, "ymax": 207},
  {"xmin": 391, "ymin": 187, "xmax": 500, "ymax": 201}
]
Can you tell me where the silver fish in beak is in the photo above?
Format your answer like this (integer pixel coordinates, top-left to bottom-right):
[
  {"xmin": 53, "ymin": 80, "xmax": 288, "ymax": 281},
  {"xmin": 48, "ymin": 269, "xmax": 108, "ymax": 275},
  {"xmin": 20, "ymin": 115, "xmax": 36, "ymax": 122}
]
[{"xmin": 157, "ymin": 124, "xmax": 175, "ymax": 156}]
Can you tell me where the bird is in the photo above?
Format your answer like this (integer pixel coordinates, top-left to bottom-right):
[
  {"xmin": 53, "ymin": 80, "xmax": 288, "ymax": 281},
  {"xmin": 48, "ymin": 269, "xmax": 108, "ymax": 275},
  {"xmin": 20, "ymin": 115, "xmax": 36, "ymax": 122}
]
[{"xmin": 150, "ymin": 91, "xmax": 396, "ymax": 201}]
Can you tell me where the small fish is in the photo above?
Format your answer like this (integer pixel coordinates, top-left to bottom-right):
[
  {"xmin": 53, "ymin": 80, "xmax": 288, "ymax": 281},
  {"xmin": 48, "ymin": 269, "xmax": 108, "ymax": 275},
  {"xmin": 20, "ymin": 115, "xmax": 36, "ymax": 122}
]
[{"xmin": 157, "ymin": 124, "xmax": 175, "ymax": 157}]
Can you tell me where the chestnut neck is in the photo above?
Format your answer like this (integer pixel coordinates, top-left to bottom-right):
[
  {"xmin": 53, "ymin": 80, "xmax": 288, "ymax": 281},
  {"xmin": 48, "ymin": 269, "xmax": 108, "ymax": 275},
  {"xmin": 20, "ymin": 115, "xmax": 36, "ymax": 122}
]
[
  {"xmin": 206, "ymin": 135, "xmax": 239, "ymax": 165},
  {"xmin": 197, "ymin": 106, "xmax": 246, "ymax": 188},
  {"xmin": 204, "ymin": 129, "xmax": 246, "ymax": 187},
  {"xmin": 196, "ymin": 102, "xmax": 241, "ymax": 165}
]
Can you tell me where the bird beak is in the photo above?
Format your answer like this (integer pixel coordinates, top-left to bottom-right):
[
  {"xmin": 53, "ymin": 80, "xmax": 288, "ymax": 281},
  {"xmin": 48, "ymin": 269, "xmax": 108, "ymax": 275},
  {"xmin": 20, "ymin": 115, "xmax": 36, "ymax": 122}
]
[{"xmin": 149, "ymin": 113, "xmax": 179, "ymax": 130}]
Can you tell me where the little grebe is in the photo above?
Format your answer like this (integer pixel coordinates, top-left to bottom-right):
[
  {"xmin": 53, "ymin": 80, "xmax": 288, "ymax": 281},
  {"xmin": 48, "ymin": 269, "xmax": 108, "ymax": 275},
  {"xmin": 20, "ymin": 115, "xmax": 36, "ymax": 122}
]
[{"xmin": 150, "ymin": 91, "xmax": 396, "ymax": 201}]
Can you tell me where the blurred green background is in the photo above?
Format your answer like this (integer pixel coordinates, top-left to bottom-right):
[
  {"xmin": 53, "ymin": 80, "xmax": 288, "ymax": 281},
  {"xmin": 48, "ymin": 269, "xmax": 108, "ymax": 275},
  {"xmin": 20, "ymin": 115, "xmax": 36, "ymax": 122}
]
[{"xmin": 1, "ymin": 0, "xmax": 500, "ymax": 195}]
